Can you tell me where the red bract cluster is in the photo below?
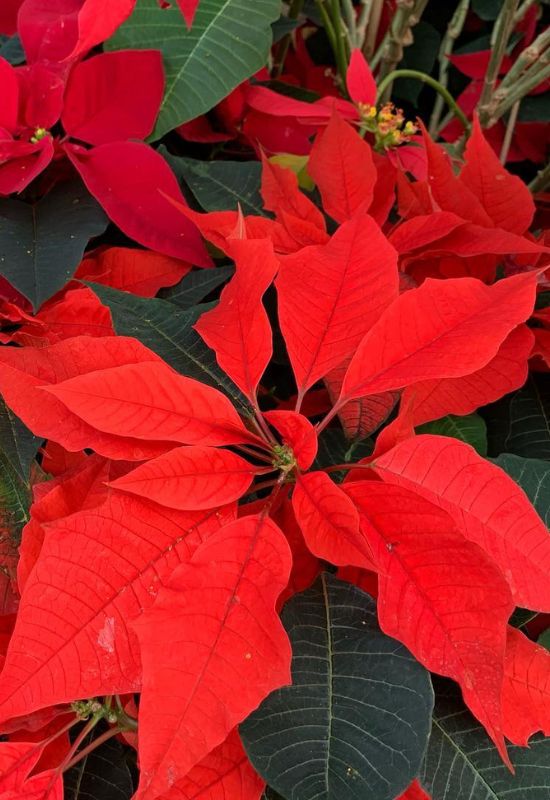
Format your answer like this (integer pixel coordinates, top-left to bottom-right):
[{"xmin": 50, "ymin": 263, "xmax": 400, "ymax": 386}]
[
  {"xmin": 0, "ymin": 97, "xmax": 549, "ymax": 798},
  {"xmin": 0, "ymin": 0, "xmax": 209, "ymax": 265}
]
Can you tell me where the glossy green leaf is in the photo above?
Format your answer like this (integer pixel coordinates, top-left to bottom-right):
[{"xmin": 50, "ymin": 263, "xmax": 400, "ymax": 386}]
[
  {"xmin": 394, "ymin": 22, "xmax": 441, "ymax": 103},
  {"xmin": 422, "ymin": 681, "xmax": 550, "ymax": 799},
  {"xmin": 164, "ymin": 152, "xmax": 264, "ymax": 216},
  {"xmin": 0, "ymin": 452, "xmax": 31, "ymax": 543},
  {"xmin": 159, "ymin": 264, "xmax": 234, "ymax": 309},
  {"xmin": 241, "ymin": 573, "xmax": 433, "ymax": 800},
  {"xmin": 0, "ymin": 181, "xmax": 107, "ymax": 311},
  {"xmin": 417, "ymin": 413, "xmax": 487, "ymax": 455},
  {"xmin": 108, "ymin": 0, "xmax": 281, "ymax": 139},
  {"xmin": 88, "ymin": 283, "xmax": 250, "ymax": 413}
]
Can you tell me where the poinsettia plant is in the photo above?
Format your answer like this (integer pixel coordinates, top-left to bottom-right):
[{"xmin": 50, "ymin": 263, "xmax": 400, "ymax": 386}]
[{"xmin": 0, "ymin": 1, "xmax": 550, "ymax": 800}]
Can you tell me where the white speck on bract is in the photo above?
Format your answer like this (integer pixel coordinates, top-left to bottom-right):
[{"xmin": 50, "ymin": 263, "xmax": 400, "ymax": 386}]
[{"xmin": 97, "ymin": 617, "xmax": 116, "ymax": 654}]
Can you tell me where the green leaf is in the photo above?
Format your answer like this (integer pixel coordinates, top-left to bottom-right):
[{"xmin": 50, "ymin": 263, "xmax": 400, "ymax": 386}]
[
  {"xmin": 518, "ymin": 95, "xmax": 550, "ymax": 123},
  {"xmin": 0, "ymin": 397, "xmax": 41, "ymax": 482},
  {"xmin": 312, "ymin": 429, "xmax": 373, "ymax": 481},
  {"xmin": 241, "ymin": 573, "xmax": 434, "ymax": 800},
  {"xmin": 159, "ymin": 264, "xmax": 234, "ymax": 309},
  {"xmin": 538, "ymin": 629, "xmax": 550, "ymax": 652},
  {"xmin": 472, "ymin": 0, "xmax": 502, "ymax": 20},
  {"xmin": 0, "ymin": 181, "xmax": 108, "ymax": 311},
  {"xmin": 88, "ymin": 283, "xmax": 250, "ymax": 414},
  {"xmin": 107, "ymin": 0, "xmax": 281, "ymax": 139},
  {"xmin": 486, "ymin": 375, "xmax": 550, "ymax": 460},
  {"xmin": 0, "ymin": 452, "xmax": 31, "ymax": 543},
  {"xmin": 64, "ymin": 734, "xmax": 134, "ymax": 800},
  {"xmin": 492, "ymin": 454, "xmax": 550, "ymax": 525},
  {"xmin": 163, "ymin": 152, "xmax": 264, "ymax": 216},
  {"xmin": 416, "ymin": 413, "xmax": 487, "ymax": 455},
  {"xmin": 422, "ymin": 681, "xmax": 550, "ymax": 799},
  {"xmin": 0, "ymin": 34, "xmax": 24, "ymax": 64}
]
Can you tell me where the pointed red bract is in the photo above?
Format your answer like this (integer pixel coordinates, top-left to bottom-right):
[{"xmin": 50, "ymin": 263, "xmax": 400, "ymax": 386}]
[
  {"xmin": 339, "ymin": 271, "xmax": 538, "ymax": 404},
  {"xmin": 161, "ymin": 730, "xmax": 264, "ymax": 799},
  {"xmin": 346, "ymin": 49, "xmax": 377, "ymax": 106},
  {"xmin": 176, "ymin": 0, "xmax": 200, "ymax": 27},
  {"xmin": 65, "ymin": 142, "xmax": 211, "ymax": 266},
  {"xmin": 460, "ymin": 116, "xmax": 535, "ymax": 235},
  {"xmin": 0, "ymin": 336, "xmax": 173, "ymax": 460},
  {"xmin": 0, "ymin": 495, "xmax": 234, "ymax": 723},
  {"xmin": 62, "ymin": 50, "xmax": 164, "ymax": 145},
  {"xmin": 194, "ymin": 238, "xmax": 279, "ymax": 403},
  {"xmin": 109, "ymin": 445, "xmax": 259, "ymax": 510},
  {"xmin": 373, "ymin": 435, "xmax": 550, "ymax": 610},
  {"xmin": 292, "ymin": 471, "xmax": 375, "ymax": 569},
  {"xmin": 399, "ymin": 324, "xmax": 534, "ymax": 427},
  {"xmin": 18, "ymin": 0, "xmax": 136, "ymax": 63},
  {"xmin": 0, "ymin": 741, "xmax": 63, "ymax": 799},
  {"xmin": 325, "ymin": 358, "xmax": 397, "ymax": 438},
  {"xmin": 132, "ymin": 514, "xmax": 291, "ymax": 800},
  {"xmin": 308, "ymin": 112, "xmax": 377, "ymax": 223},
  {"xmin": 263, "ymin": 410, "xmax": 317, "ymax": 470},
  {"xmin": 276, "ymin": 212, "xmax": 398, "ymax": 399},
  {"xmin": 260, "ymin": 155, "xmax": 326, "ymax": 234},
  {"xmin": 44, "ymin": 360, "xmax": 258, "ymax": 447},
  {"xmin": 346, "ymin": 481, "xmax": 513, "ymax": 762},
  {"xmin": 501, "ymin": 626, "xmax": 550, "ymax": 746}
]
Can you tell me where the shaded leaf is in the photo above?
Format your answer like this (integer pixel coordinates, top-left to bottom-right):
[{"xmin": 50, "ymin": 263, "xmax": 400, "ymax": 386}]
[
  {"xmin": 108, "ymin": 0, "xmax": 281, "ymax": 139},
  {"xmin": 88, "ymin": 283, "xmax": 249, "ymax": 413},
  {"xmin": 422, "ymin": 681, "xmax": 550, "ymax": 800},
  {"xmin": 159, "ymin": 265, "xmax": 234, "ymax": 309},
  {"xmin": 241, "ymin": 573, "xmax": 434, "ymax": 800},
  {"xmin": 0, "ymin": 396, "xmax": 41, "ymax": 482},
  {"xmin": 0, "ymin": 181, "xmax": 107, "ymax": 311},
  {"xmin": 487, "ymin": 374, "xmax": 550, "ymax": 461},
  {"xmin": 166, "ymin": 153, "xmax": 264, "ymax": 217},
  {"xmin": 64, "ymin": 734, "xmax": 134, "ymax": 800},
  {"xmin": 416, "ymin": 413, "xmax": 488, "ymax": 455},
  {"xmin": 492, "ymin": 454, "xmax": 550, "ymax": 526}
]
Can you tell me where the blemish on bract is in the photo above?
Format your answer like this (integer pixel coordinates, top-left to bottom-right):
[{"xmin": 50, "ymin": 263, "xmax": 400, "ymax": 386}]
[{"xmin": 97, "ymin": 616, "xmax": 116, "ymax": 653}]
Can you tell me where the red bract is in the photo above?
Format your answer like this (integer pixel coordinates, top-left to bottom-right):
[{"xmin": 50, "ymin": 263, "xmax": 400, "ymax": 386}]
[{"xmin": 1, "ymin": 85, "xmax": 550, "ymax": 800}]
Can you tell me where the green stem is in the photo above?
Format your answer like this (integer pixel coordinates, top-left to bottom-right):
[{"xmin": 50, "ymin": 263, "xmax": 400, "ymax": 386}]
[
  {"xmin": 490, "ymin": 60, "xmax": 550, "ymax": 122},
  {"xmin": 495, "ymin": 26, "xmax": 550, "ymax": 92},
  {"xmin": 329, "ymin": 0, "xmax": 350, "ymax": 88},
  {"xmin": 315, "ymin": 0, "xmax": 337, "ymax": 51},
  {"xmin": 376, "ymin": 69, "xmax": 471, "ymax": 131},
  {"xmin": 362, "ymin": 0, "xmax": 383, "ymax": 60},
  {"xmin": 529, "ymin": 160, "xmax": 550, "ymax": 193},
  {"xmin": 429, "ymin": 0, "xmax": 470, "ymax": 136},
  {"xmin": 477, "ymin": 0, "xmax": 520, "ymax": 125},
  {"xmin": 499, "ymin": 99, "xmax": 520, "ymax": 163},
  {"xmin": 374, "ymin": 0, "xmax": 429, "ymax": 82},
  {"xmin": 273, "ymin": 0, "xmax": 305, "ymax": 77}
]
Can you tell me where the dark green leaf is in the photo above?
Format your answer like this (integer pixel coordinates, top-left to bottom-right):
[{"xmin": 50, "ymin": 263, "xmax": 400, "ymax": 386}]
[
  {"xmin": 486, "ymin": 375, "xmax": 550, "ymax": 460},
  {"xmin": 241, "ymin": 573, "xmax": 433, "ymax": 800},
  {"xmin": 0, "ymin": 453, "xmax": 31, "ymax": 543},
  {"xmin": 509, "ymin": 608, "xmax": 538, "ymax": 629},
  {"xmin": 422, "ymin": 681, "xmax": 550, "ymax": 799},
  {"xmin": 472, "ymin": 0, "xmax": 502, "ymax": 20},
  {"xmin": 0, "ymin": 34, "xmax": 25, "ymax": 64},
  {"xmin": 518, "ymin": 95, "xmax": 550, "ymax": 123},
  {"xmin": 538, "ymin": 629, "xmax": 550, "ymax": 651},
  {"xmin": 417, "ymin": 413, "xmax": 487, "ymax": 455},
  {"xmin": 313, "ymin": 430, "xmax": 373, "ymax": 481},
  {"xmin": 0, "ymin": 397, "xmax": 41, "ymax": 482},
  {"xmin": 394, "ymin": 22, "xmax": 441, "ymax": 103},
  {"xmin": 88, "ymin": 283, "xmax": 250, "ymax": 414},
  {"xmin": 64, "ymin": 735, "xmax": 134, "ymax": 800},
  {"xmin": 272, "ymin": 15, "xmax": 300, "ymax": 43},
  {"xmin": 492, "ymin": 454, "xmax": 550, "ymax": 525},
  {"xmin": 159, "ymin": 264, "xmax": 234, "ymax": 309},
  {"xmin": 108, "ymin": 0, "xmax": 281, "ymax": 139},
  {"xmin": 164, "ymin": 153, "xmax": 264, "ymax": 216},
  {"xmin": 0, "ymin": 181, "xmax": 108, "ymax": 311}
]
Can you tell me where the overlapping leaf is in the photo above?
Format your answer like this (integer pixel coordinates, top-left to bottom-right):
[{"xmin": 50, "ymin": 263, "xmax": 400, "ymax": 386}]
[{"xmin": 132, "ymin": 514, "xmax": 291, "ymax": 800}]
